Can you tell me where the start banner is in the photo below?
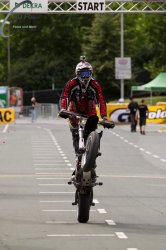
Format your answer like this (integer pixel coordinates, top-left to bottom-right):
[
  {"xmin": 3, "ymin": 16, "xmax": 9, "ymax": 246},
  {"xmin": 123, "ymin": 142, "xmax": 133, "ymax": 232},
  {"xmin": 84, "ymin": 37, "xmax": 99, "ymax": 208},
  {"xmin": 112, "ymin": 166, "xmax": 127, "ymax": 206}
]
[{"xmin": 0, "ymin": 108, "xmax": 15, "ymax": 124}]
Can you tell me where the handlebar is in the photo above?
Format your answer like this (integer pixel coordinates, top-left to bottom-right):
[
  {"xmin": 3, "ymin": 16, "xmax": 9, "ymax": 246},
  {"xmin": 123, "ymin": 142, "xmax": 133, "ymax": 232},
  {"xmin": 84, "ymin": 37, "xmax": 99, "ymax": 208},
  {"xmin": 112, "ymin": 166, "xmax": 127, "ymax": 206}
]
[{"xmin": 58, "ymin": 109, "xmax": 115, "ymax": 129}]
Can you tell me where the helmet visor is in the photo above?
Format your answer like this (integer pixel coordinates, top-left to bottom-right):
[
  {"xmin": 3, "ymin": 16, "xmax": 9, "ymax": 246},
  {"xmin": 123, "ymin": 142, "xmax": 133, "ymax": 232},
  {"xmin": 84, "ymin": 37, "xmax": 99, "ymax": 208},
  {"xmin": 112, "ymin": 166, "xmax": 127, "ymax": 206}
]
[{"xmin": 79, "ymin": 70, "xmax": 91, "ymax": 78}]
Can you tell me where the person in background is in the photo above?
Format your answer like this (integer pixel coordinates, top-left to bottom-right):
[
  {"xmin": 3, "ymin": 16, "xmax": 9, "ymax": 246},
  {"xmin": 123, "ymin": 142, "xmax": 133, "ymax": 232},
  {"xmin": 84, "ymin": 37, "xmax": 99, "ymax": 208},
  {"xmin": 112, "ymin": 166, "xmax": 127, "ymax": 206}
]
[
  {"xmin": 128, "ymin": 96, "xmax": 139, "ymax": 132},
  {"xmin": 31, "ymin": 97, "xmax": 36, "ymax": 123},
  {"xmin": 138, "ymin": 99, "xmax": 149, "ymax": 135}
]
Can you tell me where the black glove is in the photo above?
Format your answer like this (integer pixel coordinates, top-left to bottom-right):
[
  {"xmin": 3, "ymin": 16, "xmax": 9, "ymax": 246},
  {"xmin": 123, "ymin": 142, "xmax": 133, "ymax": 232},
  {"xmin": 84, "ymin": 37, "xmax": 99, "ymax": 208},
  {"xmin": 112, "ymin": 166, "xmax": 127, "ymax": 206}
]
[{"xmin": 58, "ymin": 109, "xmax": 68, "ymax": 119}]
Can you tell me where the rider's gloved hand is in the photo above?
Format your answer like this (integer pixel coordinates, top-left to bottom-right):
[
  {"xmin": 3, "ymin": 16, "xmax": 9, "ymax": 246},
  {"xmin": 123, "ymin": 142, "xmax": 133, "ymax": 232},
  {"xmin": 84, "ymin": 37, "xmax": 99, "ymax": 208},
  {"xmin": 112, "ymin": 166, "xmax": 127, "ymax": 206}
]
[{"xmin": 58, "ymin": 109, "xmax": 68, "ymax": 119}]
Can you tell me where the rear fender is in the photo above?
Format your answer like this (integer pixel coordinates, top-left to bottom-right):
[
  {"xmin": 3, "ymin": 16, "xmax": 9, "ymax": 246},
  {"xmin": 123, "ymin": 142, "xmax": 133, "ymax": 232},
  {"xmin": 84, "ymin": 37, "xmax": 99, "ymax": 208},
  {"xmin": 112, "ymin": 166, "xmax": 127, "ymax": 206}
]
[{"xmin": 81, "ymin": 171, "xmax": 91, "ymax": 186}]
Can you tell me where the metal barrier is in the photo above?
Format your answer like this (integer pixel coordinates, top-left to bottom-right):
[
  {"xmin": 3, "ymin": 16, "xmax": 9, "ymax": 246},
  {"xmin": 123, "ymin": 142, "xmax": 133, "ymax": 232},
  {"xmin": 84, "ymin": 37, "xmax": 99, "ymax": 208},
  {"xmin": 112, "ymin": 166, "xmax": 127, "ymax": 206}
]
[{"xmin": 15, "ymin": 103, "xmax": 60, "ymax": 122}]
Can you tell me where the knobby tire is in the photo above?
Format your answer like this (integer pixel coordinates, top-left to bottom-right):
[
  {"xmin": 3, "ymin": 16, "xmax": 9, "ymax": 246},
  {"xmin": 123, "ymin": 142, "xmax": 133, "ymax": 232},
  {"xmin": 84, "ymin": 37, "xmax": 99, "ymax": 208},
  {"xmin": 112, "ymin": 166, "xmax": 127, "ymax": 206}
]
[{"xmin": 83, "ymin": 131, "xmax": 100, "ymax": 172}]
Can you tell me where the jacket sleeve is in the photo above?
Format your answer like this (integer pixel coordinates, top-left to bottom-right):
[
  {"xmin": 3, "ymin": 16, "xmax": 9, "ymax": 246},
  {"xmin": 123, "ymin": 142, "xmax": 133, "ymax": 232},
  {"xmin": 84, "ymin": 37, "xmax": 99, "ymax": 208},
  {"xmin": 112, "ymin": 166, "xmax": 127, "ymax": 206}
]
[
  {"xmin": 94, "ymin": 81, "xmax": 107, "ymax": 118},
  {"xmin": 60, "ymin": 80, "xmax": 72, "ymax": 109}
]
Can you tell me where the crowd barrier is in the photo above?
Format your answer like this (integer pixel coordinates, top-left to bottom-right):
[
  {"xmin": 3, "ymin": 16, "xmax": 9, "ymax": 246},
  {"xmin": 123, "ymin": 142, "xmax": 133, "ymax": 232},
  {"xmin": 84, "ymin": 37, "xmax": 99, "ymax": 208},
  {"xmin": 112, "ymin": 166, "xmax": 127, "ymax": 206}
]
[
  {"xmin": 1, "ymin": 103, "xmax": 166, "ymax": 124},
  {"xmin": 105, "ymin": 103, "xmax": 166, "ymax": 124}
]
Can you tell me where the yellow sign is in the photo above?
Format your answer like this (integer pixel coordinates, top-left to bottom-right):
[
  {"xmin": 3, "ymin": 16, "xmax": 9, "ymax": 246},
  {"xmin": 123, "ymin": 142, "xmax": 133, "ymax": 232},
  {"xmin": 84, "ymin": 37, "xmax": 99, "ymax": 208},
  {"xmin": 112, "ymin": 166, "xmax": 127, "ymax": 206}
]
[
  {"xmin": 97, "ymin": 103, "xmax": 166, "ymax": 124},
  {"xmin": 0, "ymin": 108, "xmax": 15, "ymax": 124}
]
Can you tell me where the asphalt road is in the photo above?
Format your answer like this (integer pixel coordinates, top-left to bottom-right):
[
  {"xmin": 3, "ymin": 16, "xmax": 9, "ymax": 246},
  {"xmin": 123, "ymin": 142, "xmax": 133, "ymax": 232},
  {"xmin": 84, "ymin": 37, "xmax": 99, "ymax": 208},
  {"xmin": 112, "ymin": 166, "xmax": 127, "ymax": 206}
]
[{"xmin": 0, "ymin": 119, "xmax": 166, "ymax": 250}]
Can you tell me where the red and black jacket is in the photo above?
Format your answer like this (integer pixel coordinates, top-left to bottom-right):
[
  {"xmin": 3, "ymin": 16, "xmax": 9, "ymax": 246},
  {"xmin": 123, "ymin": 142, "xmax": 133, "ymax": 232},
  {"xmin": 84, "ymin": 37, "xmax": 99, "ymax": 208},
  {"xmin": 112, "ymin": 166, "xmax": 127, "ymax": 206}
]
[{"xmin": 61, "ymin": 77, "xmax": 107, "ymax": 118}]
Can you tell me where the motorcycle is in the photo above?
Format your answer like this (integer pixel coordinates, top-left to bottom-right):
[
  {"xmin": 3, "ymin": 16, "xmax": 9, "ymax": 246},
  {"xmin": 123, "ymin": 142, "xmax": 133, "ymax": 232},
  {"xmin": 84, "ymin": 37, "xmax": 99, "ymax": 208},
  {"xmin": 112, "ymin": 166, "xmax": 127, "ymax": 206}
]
[{"xmin": 59, "ymin": 109, "xmax": 115, "ymax": 223}]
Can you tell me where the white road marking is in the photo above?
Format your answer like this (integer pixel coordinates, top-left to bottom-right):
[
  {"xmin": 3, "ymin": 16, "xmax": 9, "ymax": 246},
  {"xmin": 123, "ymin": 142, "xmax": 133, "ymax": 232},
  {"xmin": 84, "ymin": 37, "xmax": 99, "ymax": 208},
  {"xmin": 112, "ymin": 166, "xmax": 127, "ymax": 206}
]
[
  {"xmin": 115, "ymin": 232, "xmax": 128, "ymax": 239},
  {"xmin": 38, "ymin": 184, "xmax": 68, "ymax": 186},
  {"xmin": 3, "ymin": 124, "xmax": 9, "ymax": 133},
  {"xmin": 145, "ymin": 151, "xmax": 152, "ymax": 155},
  {"xmin": 105, "ymin": 220, "xmax": 116, "ymax": 225},
  {"xmin": 47, "ymin": 234, "xmax": 115, "ymax": 237},
  {"xmin": 33, "ymin": 156, "xmax": 63, "ymax": 158},
  {"xmin": 35, "ymin": 172, "xmax": 71, "ymax": 175},
  {"xmin": 111, "ymin": 131, "xmax": 165, "ymax": 164},
  {"xmin": 36, "ymin": 177, "xmax": 69, "ymax": 180},
  {"xmin": 35, "ymin": 168, "xmax": 71, "ymax": 170},
  {"xmin": 161, "ymin": 159, "xmax": 166, "ymax": 162},
  {"xmin": 34, "ymin": 163, "xmax": 68, "ymax": 166},
  {"xmin": 33, "ymin": 154, "xmax": 60, "ymax": 156},
  {"xmin": 152, "ymin": 155, "xmax": 159, "ymax": 158},
  {"xmin": 34, "ymin": 159, "xmax": 67, "ymax": 162},
  {"xmin": 127, "ymin": 248, "xmax": 138, "ymax": 250},
  {"xmin": 40, "ymin": 200, "xmax": 72, "ymax": 203},
  {"xmin": 97, "ymin": 209, "xmax": 107, "ymax": 214},
  {"xmin": 93, "ymin": 199, "xmax": 99, "ymax": 204},
  {"xmin": 46, "ymin": 221, "xmax": 74, "ymax": 224},
  {"xmin": 39, "ymin": 192, "xmax": 74, "ymax": 194},
  {"xmin": 43, "ymin": 209, "xmax": 96, "ymax": 212},
  {"xmin": 100, "ymin": 174, "xmax": 166, "ymax": 179},
  {"xmin": 32, "ymin": 146, "xmax": 56, "ymax": 148}
]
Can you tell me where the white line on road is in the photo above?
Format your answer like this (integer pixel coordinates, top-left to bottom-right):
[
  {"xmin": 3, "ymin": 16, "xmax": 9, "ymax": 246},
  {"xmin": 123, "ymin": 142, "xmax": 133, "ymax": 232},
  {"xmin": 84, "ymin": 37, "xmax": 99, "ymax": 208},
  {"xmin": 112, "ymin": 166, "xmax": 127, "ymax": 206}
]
[
  {"xmin": 35, "ymin": 172, "xmax": 71, "ymax": 175},
  {"xmin": 33, "ymin": 156, "xmax": 63, "ymax": 158},
  {"xmin": 35, "ymin": 168, "xmax": 71, "ymax": 170},
  {"xmin": 97, "ymin": 209, "xmax": 107, "ymax": 214},
  {"xmin": 38, "ymin": 183, "xmax": 68, "ymax": 186},
  {"xmin": 39, "ymin": 192, "xmax": 74, "ymax": 194},
  {"xmin": 127, "ymin": 248, "xmax": 138, "ymax": 250},
  {"xmin": 110, "ymin": 131, "xmax": 165, "ymax": 164},
  {"xmin": 47, "ymin": 234, "xmax": 115, "ymax": 237},
  {"xmin": 3, "ymin": 124, "xmax": 9, "ymax": 133},
  {"xmin": 93, "ymin": 199, "xmax": 99, "ymax": 204},
  {"xmin": 161, "ymin": 159, "xmax": 166, "ymax": 162},
  {"xmin": 152, "ymin": 155, "xmax": 159, "ymax": 158},
  {"xmin": 36, "ymin": 177, "xmax": 69, "ymax": 180},
  {"xmin": 43, "ymin": 210, "xmax": 96, "ymax": 212},
  {"xmin": 105, "ymin": 220, "xmax": 116, "ymax": 225},
  {"xmin": 46, "ymin": 221, "xmax": 74, "ymax": 224},
  {"xmin": 40, "ymin": 200, "xmax": 72, "ymax": 203},
  {"xmin": 34, "ymin": 163, "xmax": 68, "ymax": 166},
  {"xmin": 115, "ymin": 232, "xmax": 128, "ymax": 239},
  {"xmin": 145, "ymin": 151, "xmax": 152, "ymax": 155}
]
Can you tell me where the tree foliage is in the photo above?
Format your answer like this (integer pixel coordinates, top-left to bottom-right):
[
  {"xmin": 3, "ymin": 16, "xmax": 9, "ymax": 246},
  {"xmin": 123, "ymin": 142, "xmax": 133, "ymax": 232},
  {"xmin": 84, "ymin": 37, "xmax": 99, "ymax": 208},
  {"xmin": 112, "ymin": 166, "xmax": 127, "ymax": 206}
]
[{"xmin": 0, "ymin": 13, "xmax": 165, "ymax": 100}]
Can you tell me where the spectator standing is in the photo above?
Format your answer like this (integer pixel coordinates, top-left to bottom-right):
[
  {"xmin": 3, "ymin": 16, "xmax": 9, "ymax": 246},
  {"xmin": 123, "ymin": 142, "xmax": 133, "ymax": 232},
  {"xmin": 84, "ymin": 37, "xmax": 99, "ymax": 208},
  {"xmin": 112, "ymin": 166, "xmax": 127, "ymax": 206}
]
[
  {"xmin": 31, "ymin": 97, "xmax": 36, "ymax": 123},
  {"xmin": 128, "ymin": 97, "xmax": 139, "ymax": 132},
  {"xmin": 138, "ymin": 99, "xmax": 149, "ymax": 135}
]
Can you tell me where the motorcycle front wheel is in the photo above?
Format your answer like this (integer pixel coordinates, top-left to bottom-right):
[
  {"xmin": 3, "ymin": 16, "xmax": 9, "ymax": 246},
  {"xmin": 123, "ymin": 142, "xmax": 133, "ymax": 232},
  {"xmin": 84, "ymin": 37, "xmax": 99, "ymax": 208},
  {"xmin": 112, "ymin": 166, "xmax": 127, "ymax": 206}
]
[{"xmin": 82, "ymin": 131, "xmax": 100, "ymax": 172}]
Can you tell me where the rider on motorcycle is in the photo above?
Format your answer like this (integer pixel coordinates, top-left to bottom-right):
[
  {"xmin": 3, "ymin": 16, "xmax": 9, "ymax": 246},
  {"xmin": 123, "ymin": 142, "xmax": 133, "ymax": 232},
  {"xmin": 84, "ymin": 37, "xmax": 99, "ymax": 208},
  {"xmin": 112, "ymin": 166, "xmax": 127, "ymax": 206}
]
[{"xmin": 60, "ymin": 56, "xmax": 107, "ymax": 173}]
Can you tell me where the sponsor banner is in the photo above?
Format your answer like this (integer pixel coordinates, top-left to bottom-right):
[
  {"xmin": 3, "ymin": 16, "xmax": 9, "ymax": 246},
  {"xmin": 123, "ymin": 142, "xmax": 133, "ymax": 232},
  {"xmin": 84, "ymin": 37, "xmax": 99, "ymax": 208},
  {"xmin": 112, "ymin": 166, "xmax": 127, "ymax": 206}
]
[
  {"xmin": 97, "ymin": 104, "xmax": 166, "ymax": 124},
  {"xmin": 10, "ymin": 0, "xmax": 48, "ymax": 13},
  {"xmin": 0, "ymin": 108, "xmax": 15, "ymax": 124},
  {"xmin": 77, "ymin": 0, "xmax": 105, "ymax": 12},
  {"xmin": 106, "ymin": 104, "xmax": 166, "ymax": 124}
]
